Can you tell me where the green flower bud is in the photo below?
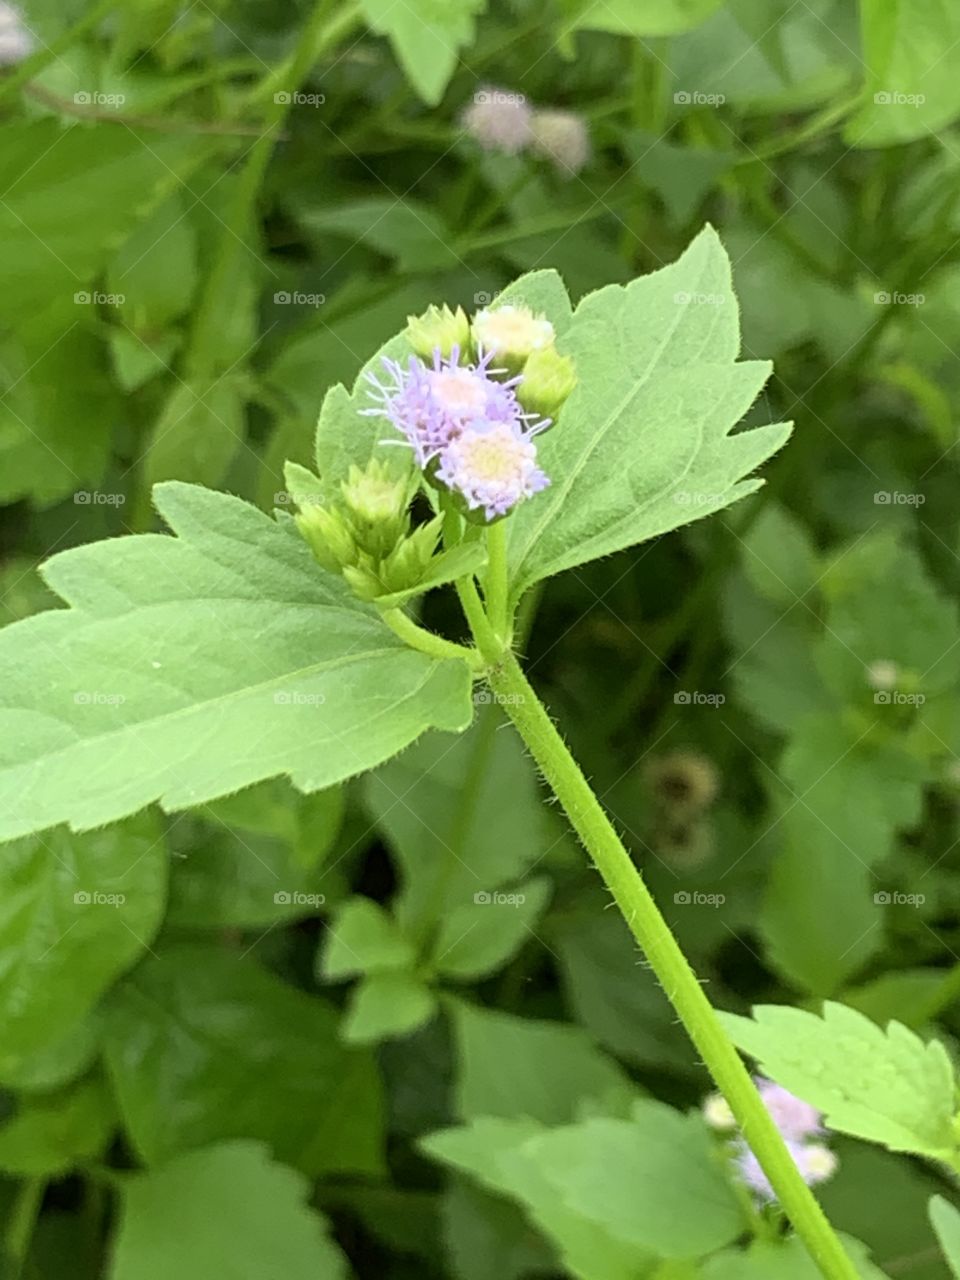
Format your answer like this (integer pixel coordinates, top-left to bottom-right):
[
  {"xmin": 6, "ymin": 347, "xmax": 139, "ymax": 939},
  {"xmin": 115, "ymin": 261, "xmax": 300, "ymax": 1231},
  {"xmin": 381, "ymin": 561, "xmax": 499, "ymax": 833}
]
[
  {"xmin": 471, "ymin": 304, "xmax": 555, "ymax": 372},
  {"xmin": 340, "ymin": 459, "xmax": 413, "ymax": 560},
  {"xmin": 378, "ymin": 515, "xmax": 443, "ymax": 592},
  {"xmin": 516, "ymin": 346, "xmax": 577, "ymax": 420},
  {"xmin": 295, "ymin": 505, "xmax": 357, "ymax": 574},
  {"xmin": 406, "ymin": 304, "xmax": 471, "ymax": 361},
  {"xmin": 341, "ymin": 559, "xmax": 387, "ymax": 602}
]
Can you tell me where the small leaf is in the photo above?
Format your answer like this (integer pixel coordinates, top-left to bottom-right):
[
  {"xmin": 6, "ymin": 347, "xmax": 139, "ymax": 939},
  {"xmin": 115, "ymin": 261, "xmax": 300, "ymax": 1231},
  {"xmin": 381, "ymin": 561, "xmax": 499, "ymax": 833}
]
[
  {"xmin": 433, "ymin": 878, "xmax": 552, "ymax": 980},
  {"xmin": 322, "ymin": 897, "xmax": 417, "ymax": 980},
  {"xmin": 0, "ymin": 1075, "xmax": 114, "ymax": 1176},
  {"xmin": 359, "ymin": 0, "xmax": 488, "ymax": 105},
  {"xmin": 342, "ymin": 972, "xmax": 437, "ymax": 1045}
]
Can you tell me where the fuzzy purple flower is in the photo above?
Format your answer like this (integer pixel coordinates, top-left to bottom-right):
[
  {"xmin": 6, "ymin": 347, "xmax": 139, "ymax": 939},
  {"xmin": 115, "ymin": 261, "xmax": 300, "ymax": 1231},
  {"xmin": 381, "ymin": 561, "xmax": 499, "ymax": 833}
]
[
  {"xmin": 755, "ymin": 1078, "xmax": 823, "ymax": 1142},
  {"xmin": 363, "ymin": 346, "xmax": 550, "ymax": 520},
  {"xmin": 733, "ymin": 1138, "xmax": 838, "ymax": 1202}
]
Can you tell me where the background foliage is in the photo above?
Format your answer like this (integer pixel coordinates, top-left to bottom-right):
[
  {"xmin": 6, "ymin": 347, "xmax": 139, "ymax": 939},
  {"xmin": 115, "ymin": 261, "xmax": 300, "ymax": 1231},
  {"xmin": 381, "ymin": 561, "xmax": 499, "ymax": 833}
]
[{"xmin": 2, "ymin": 0, "xmax": 960, "ymax": 1276}]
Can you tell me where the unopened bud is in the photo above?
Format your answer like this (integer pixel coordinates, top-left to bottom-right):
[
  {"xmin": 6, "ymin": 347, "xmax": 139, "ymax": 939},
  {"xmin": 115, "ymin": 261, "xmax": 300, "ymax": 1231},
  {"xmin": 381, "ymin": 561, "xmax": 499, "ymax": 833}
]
[
  {"xmin": 406, "ymin": 304, "xmax": 471, "ymax": 361},
  {"xmin": 472, "ymin": 304, "xmax": 555, "ymax": 371},
  {"xmin": 340, "ymin": 459, "xmax": 412, "ymax": 560},
  {"xmin": 295, "ymin": 505, "xmax": 356, "ymax": 573},
  {"xmin": 516, "ymin": 345, "xmax": 577, "ymax": 420}
]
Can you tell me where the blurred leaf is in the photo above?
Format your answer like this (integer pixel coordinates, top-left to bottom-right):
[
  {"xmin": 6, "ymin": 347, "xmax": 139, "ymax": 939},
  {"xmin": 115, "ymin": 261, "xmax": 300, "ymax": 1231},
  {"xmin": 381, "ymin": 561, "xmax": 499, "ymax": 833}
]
[
  {"xmin": 740, "ymin": 502, "xmax": 819, "ymax": 608},
  {"xmin": 450, "ymin": 1000, "xmax": 633, "ymax": 1124},
  {"xmin": 432, "ymin": 877, "xmax": 551, "ymax": 980},
  {"xmin": 108, "ymin": 191, "xmax": 199, "ymax": 330},
  {"xmin": 0, "ymin": 815, "xmax": 165, "ymax": 1059},
  {"xmin": 700, "ymin": 1233, "xmax": 885, "ymax": 1279},
  {"xmin": 360, "ymin": 0, "xmax": 488, "ymax": 105},
  {"xmin": 103, "ymin": 943, "xmax": 384, "ymax": 1177},
  {"xmin": 321, "ymin": 897, "xmax": 416, "ymax": 980},
  {"xmin": 0, "ymin": 1075, "xmax": 113, "ymax": 1176},
  {"xmin": 561, "ymin": 0, "xmax": 722, "ymax": 37},
  {"xmin": 143, "ymin": 375, "xmax": 248, "ymax": 489},
  {"xmin": 108, "ymin": 1142, "xmax": 350, "ymax": 1280},
  {"xmin": 930, "ymin": 1195, "xmax": 960, "ymax": 1279},
  {"xmin": 342, "ymin": 971, "xmax": 437, "ymax": 1045},
  {"xmin": 302, "ymin": 197, "xmax": 459, "ymax": 271}
]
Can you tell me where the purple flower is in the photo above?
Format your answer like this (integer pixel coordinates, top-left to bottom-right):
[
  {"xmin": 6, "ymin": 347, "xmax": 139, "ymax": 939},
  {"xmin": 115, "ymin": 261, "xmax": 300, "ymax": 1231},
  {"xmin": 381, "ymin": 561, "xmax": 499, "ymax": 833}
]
[
  {"xmin": 756, "ymin": 1078, "xmax": 823, "ymax": 1142},
  {"xmin": 435, "ymin": 420, "xmax": 549, "ymax": 521},
  {"xmin": 363, "ymin": 346, "xmax": 550, "ymax": 520},
  {"xmin": 733, "ymin": 1139, "xmax": 838, "ymax": 1202}
]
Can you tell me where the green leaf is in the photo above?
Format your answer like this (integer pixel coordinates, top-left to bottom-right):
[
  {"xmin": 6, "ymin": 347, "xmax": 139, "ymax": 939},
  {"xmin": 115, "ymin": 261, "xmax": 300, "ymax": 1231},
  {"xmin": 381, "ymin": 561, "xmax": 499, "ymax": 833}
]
[
  {"xmin": 502, "ymin": 230, "xmax": 791, "ymax": 600},
  {"xmin": 107, "ymin": 191, "xmax": 199, "ymax": 330},
  {"xmin": 846, "ymin": 0, "xmax": 960, "ymax": 146},
  {"xmin": 422, "ymin": 1117, "xmax": 653, "ymax": 1280},
  {"xmin": 0, "ymin": 1075, "xmax": 113, "ymax": 1176},
  {"xmin": 365, "ymin": 710, "xmax": 548, "ymax": 935},
  {"xmin": 302, "ymin": 197, "xmax": 459, "ymax": 271},
  {"xmin": 0, "ymin": 815, "xmax": 166, "ymax": 1059},
  {"xmin": 103, "ymin": 943, "xmax": 384, "ymax": 1177},
  {"xmin": 321, "ymin": 897, "xmax": 416, "ymax": 980},
  {"xmin": 520, "ymin": 1102, "xmax": 744, "ymax": 1259},
  {"xmin": 721, "ymin": 1002, "xmax": 959, "ymax": 1160},
  {"xmin": 359, "ymin": 0, "xmax": 488, "ymax": 105},
  {"xmin": 0, "ymin": 1017, "xmax": 100, "ymax": 1094},
  {"xmin": 739, "ymin": 502, "xmax": 820, "ymax": 608},
  {"xmin": 450, "ymin": 1000, "xmax": 633, "ymax": 1124},
  {"xmin": 342, "ymin": 971, "xmax": 437, "ymax": 1045},
  {"xmin": 700, "ymin": 1233, "xmax": 886, "ymax": 1279},
  {"xmin": 0, "ymin": 482, "xmax": 472, "ymax": 841},
  {"xmin": 432, "ymin": 877, "xmax": 552, "ymax": 980},
  {"xmin": 143, "ymin": 376, "xmax": 248, "ymax": 490},
  {"xmin": 930, "ymin": 1196, "xmax": 960, "ymax": 1279},
  {"xmin": 108, "ymin": 1142, "xmax": 350, "ymax": 1280}
]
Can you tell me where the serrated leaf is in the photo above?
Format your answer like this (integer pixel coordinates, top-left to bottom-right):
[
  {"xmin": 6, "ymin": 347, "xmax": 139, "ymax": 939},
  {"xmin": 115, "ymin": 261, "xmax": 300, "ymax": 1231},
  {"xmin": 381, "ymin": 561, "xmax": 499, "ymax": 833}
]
[
  {"xmin": 503, "ymin": 229, "xmax": 791, "ymax": 600},
  {"xmin": 102, "ymin": 943, "xmax": 384, "ymax": 1177},
  {"xmin": 0, "ymin": 482, "xmax": 472, "ymax": 842},
  {"xmin": 108, "ymin": 1142, "xmax": 350, "ymax": 1280},
  {"xmin": 0, "ymin": 815, "xmax": 166, "ymax": 1059},
  {"xmin": 721, "ymin": 1002, "xmax": 959, "ymax": 1159}
]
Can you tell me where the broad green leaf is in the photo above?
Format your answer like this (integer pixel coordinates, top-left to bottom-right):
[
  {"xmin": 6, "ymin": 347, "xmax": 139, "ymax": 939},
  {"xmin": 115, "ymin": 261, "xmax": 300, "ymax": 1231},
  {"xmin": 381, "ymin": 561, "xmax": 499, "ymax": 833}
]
[
  {"xmin": 930, "ymin": 1196, "xmax": 960, "ymax": 1279},
  {"xmin": 450, "ymin": 1000, "xmax": 633, "ymax": 1124},
  {"xmin": 522, "ymin": 1102, "xmax": 743, "ymax": 1259},
  {"xmin": 321, "ymin": 897, "xmax": 416, "ymax": 980},
  {"xmin": 739, "ymin": 502, "xmax": 819, "ymax": 608},
  {"xmin": 342, "ymin": 971, "xmax": 437, "ymax": 1045},
  {"xmin": 143, "ymin": 375, "xmax": 248, "ymax": 490},
  {"xmin": 302, "ymin": 197, "xmax": 459, "ymax": 271},
  {"xmin": 365, "ymin": 709, "xmax": 548, "ymax": 934},
  {"xmin": 107, "ymin": 191, "xmax": 199, "ymax": 330},
  {"xmin": 422, "ymin": 1118, "xmax": 653, "ymax": 1280},
  {"xmin": 0, "ymin": 815, "xmax": 166, "ymax": 1059},
  {"xmin": 108, "ymin": 1142, "xmax": 349, "ymax": 1280},
  {"xmin": 0, "ymin": 1017, "xmax": 100, "ymax": 1094},
  {"xmin": 847, "ymin": 0, "xmax": 960, "ymax": 146},
  {"xmin": 561, "ymin": 0, "xmax": 722, "ymax": 37},
  {"xmin": 721, "ymin": 1002, "xmax": 959, "ymax": 1159},
  {"xmin": 444, "ymin": 1179, "xmax": 557, "ymax": 1280},
  {"xmin": 502, "ymin": 229, "xmax": 791, "ymax": 600},
  {"xmin": 0, "ymin": 1075, "xmax": 113, "ymax": 1176},
  {"xmin": 102, "ymin": 943, "xmax": 384, "ymax": 1177},
  {"xmin": 432, "ymin": 877, "xmax": 552, "ymax": 980},
  {"xmin": 360, "ymin": 0, "xmax": 488, "ymax": 105},
  {"xmin": 0, "ymin": 482, "xmax": 472, "ymax": 841}
]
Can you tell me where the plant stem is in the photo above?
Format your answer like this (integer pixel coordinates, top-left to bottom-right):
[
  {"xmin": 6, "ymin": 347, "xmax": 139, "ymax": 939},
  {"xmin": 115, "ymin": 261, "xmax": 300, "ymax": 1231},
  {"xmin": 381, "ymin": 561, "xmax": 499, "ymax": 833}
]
[
  {"xmin": 484, "ymin": 521, "xmax": 510, "ymax": 641},
  {"xmin": 484, "ymin": 650, "xmax": 859, "ymax": 1280},
  {"xmin": 456, "ymin": 577, "xmax": 500, "ymax": 659},
  {"xmin": 7, "ymin": 1177, "xmax": 44, "ymax": 1278},
  {"xmin": 381, "ymin": 608, "xmax": 480, "ymax": 669}
]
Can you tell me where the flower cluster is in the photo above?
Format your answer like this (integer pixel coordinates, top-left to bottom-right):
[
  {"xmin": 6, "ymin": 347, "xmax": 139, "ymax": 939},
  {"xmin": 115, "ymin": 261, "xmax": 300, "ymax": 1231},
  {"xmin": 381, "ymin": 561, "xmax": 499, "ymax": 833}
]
[
  {"xmin": 703, "ymin": 1079, "xmax": 838, "ymax": 1203},
  {"xmin": 363, "ymin": 304, "xmax": 576, "ymax": 522},
  {"xmin": 462, "ymin": 86, "xmax": 591, "ymax": 176}
]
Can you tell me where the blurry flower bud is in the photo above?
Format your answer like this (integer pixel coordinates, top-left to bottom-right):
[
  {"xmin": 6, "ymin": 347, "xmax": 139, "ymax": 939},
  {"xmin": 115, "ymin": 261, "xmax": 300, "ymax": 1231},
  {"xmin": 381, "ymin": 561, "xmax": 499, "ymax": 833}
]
[
  {"xmin": 646, "ymin": 752, "xmax": 719, "ymax": 814},
  {"xmin": 0, "ymin": 3, "xmax": 34, "ymax": 67},
  {"xmin": 462, "ymin": 86, "xmax": 532, "ymax": 154},
  {"xmin": 295, "ymin": 505, "xmax": 356, "ymax": 574},
  {"xmin": 530, "ymin": 109, "xmax": 591, "ymax": 175},
  {"xmin": 517, "ymin": 346, "xmax": 577, "ymax": 420},
  {"xmin": 866, "ymin": 659, "xmax": 898, "ymax": 691},
  {"xmin": 340, "ymin": 459, "xmax": 412, "ymax": 560}
]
